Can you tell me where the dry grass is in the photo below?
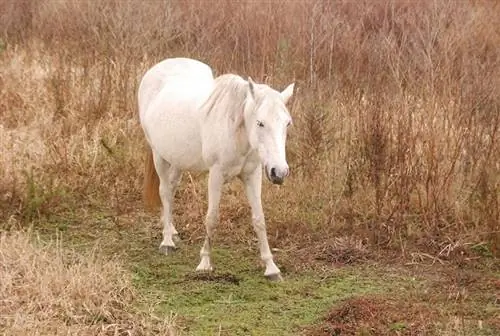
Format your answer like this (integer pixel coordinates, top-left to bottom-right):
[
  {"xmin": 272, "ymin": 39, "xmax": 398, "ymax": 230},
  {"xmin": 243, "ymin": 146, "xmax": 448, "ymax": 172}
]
[
  {"xmin": 0, "ymin": 0, "xmax": 498, "ymax": 263},
  {"xmin": 0, "ymin": 228, "xmax": 178, "ymax": 335}
]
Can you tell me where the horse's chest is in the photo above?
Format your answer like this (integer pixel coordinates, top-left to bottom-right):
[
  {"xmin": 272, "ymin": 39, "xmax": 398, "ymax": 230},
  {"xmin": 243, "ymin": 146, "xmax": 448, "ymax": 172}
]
[{"xmin": 223, "ymin": 155, "xmax": 260, "ymax": 181}]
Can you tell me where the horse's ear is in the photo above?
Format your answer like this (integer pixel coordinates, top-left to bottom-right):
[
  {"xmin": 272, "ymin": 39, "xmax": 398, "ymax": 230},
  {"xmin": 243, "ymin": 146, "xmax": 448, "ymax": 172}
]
[
  {"xmin": 247, "ymin": 77, "xmax": 256, "ymax": 100},
  {"xmin": 281, "ymin": 82, "xmax": 295, "ymax": 104}
]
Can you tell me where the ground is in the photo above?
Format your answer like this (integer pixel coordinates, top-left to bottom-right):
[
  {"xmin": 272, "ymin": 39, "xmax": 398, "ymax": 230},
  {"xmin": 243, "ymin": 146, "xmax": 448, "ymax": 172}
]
[{"xmin": 25, "ymin": 202, "xmax": 499, "ymax": 336}]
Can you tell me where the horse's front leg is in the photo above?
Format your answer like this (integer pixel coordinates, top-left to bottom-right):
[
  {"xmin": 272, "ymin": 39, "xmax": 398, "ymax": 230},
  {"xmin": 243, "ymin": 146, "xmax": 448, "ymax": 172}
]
[
  {"xmin": 241, "ymin": 167, "xmax": 282, "ymax": 281},
  {"xmin": 196, "ymin": 167, "xmax": 223, "ymax": 272}
]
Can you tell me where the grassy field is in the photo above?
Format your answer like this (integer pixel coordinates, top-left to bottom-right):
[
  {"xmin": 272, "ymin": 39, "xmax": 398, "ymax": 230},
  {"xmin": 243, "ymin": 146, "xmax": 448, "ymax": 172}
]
[
  {"xmin": 2, "ymin": 210, "xmax": 498, "ymax": 335},
  {"xmin": 1, "ymin": 0, "xmax": 499, "ymax": 335}
]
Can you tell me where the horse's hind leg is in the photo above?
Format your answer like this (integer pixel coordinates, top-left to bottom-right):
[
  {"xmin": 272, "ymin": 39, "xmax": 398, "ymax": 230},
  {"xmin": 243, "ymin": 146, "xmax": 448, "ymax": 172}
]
[{"xmin": 152, "ymin": 152, "xmax": 182, "ymax": 254}]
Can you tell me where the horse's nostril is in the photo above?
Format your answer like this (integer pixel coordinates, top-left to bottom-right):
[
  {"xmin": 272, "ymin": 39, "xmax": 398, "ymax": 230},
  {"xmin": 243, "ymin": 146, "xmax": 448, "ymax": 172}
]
[{"xmin": 270, "ymin": 168, "xmax": 277, "ymax": 178}]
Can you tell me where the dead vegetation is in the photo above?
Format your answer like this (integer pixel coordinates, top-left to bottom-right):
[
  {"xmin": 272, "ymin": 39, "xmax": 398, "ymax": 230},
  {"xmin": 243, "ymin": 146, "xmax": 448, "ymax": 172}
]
[
  {"xmin": 1, "ymin": 0, "xmax": 498, "ymax": 255},
  {"xmin": 0, "ymin": 229, "xmax": 177, "ymax": 335}
]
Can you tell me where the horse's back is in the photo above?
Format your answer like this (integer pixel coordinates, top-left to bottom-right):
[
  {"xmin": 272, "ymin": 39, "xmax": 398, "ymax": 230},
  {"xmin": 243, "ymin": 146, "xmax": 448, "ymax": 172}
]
[
  {"xmin": 138, "ymin": 58, "xmax": 214, "ymax": 119},
  {"xmin": 138, "ymin": 58, "xmax": 215, "ymax": 171}
]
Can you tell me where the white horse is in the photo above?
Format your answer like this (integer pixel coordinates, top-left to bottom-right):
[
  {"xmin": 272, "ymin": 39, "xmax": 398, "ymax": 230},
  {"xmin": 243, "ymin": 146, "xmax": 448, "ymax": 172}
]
[{"xmin": 138, "ymin": 57, "xmax": 295, "ymax": 281}]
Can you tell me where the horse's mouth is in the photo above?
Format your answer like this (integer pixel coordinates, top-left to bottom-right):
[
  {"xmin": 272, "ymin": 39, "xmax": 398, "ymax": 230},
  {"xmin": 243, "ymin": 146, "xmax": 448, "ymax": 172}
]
[{"xmin": 264, "ymin": 166, "xmax": 272, "ymax": 182}]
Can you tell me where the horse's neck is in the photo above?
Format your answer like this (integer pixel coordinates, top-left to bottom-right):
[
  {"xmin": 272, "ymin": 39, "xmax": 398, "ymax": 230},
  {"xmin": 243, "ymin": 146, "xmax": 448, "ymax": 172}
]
[
  {"xmin": 234, "ymin": 124, "xmax": 252, "ymax": 156},
  {"xmin": 200, "ymin": 77, "xmax": 258, "ymax": 164}
]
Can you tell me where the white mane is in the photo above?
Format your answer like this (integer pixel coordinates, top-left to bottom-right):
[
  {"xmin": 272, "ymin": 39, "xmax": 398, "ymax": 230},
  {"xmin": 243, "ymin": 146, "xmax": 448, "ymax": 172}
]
[{"xmin": 201, "ymin": 74, "xmax": 254, "ymax": 132}]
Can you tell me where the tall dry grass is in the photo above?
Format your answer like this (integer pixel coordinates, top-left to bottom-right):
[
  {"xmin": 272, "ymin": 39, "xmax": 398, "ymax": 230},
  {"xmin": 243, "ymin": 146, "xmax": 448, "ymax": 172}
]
[
  {"xmin": 0, "ymin": 0, "xmax": 498, "ymax": 256},
  {"xmin": 0, "ymin": 229, "xmax": 177, "ymax": 335}
]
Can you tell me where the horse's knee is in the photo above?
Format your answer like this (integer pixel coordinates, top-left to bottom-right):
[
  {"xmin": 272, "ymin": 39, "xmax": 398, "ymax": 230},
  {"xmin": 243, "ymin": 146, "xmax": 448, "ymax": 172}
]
[{"xmin": 158, "ymin": 183, "xmax": 166, "ymax": 196}]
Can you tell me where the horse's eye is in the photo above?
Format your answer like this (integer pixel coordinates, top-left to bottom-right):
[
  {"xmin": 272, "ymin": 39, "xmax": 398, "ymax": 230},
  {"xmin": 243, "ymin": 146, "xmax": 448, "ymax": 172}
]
[{"xmin": 257, "ymin": 120, "xmax": 264, "ymax": 127}]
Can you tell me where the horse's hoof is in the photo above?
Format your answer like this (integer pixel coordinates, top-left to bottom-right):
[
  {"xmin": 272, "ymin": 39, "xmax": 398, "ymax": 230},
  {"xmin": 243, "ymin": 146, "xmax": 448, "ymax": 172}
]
[
  {"xmin": 195, "ymin": 258, "xmax": 213, "ymax": 272},
  {"xmin": 195, "ymin": 263, "xmax": 214, "ymax": 272},
  {"xmin": 266, "ymin": 273, "xmax": 283, "ymax": 282},
  {"xmin": 159, "ymin": 244, "xmax": 177, "ymax": 255}
]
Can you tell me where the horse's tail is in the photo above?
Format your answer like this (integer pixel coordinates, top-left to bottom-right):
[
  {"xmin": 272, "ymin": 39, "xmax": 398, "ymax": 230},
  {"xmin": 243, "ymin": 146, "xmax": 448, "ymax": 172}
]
[{"xmin": 143, "ymin": 146, "xmax": 161, "ymax": 210}]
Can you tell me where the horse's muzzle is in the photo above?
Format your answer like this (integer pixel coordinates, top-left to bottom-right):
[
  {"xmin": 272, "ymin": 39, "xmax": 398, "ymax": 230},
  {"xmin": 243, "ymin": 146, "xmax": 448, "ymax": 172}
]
[{"xmin": 266, "ymin": 166, "xmax": 289, "ymax": 185}]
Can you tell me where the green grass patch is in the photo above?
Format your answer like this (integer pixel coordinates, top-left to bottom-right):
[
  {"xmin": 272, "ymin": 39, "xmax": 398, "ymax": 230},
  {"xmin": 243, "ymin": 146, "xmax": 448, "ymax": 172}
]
[{"xmin": 129, "ymin": 243, "xmax": 406, "ymax": 336}]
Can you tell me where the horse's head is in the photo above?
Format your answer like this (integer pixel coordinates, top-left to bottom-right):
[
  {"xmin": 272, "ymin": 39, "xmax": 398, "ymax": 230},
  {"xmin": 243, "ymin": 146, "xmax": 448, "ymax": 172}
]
[{"xmin": 244, "ymin": 78, "xmax": 295, "ymax": 185}]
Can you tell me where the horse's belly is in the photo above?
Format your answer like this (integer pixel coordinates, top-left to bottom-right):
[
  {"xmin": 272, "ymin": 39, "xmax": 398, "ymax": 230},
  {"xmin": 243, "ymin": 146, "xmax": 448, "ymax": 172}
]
[{"xmin": 144, "ymin": 110, "xmax": 207, "ymax": 171}]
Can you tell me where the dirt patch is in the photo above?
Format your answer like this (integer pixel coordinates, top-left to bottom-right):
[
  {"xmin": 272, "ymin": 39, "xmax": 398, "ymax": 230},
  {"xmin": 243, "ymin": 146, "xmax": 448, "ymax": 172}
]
[
  {"xmin": 302, "ymin": 295, "xmax": 437, "ymax": 336},
  {"xmin": 185, "ymin": 272, "xmax": 241, "ymax": 285}
]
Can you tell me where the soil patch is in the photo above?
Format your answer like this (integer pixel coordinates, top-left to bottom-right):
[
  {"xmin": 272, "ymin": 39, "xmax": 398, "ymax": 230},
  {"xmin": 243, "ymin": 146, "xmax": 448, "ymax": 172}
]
[{"xmin": 185, "ymin": 271, "xmax": 241, "ymax": 285}]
